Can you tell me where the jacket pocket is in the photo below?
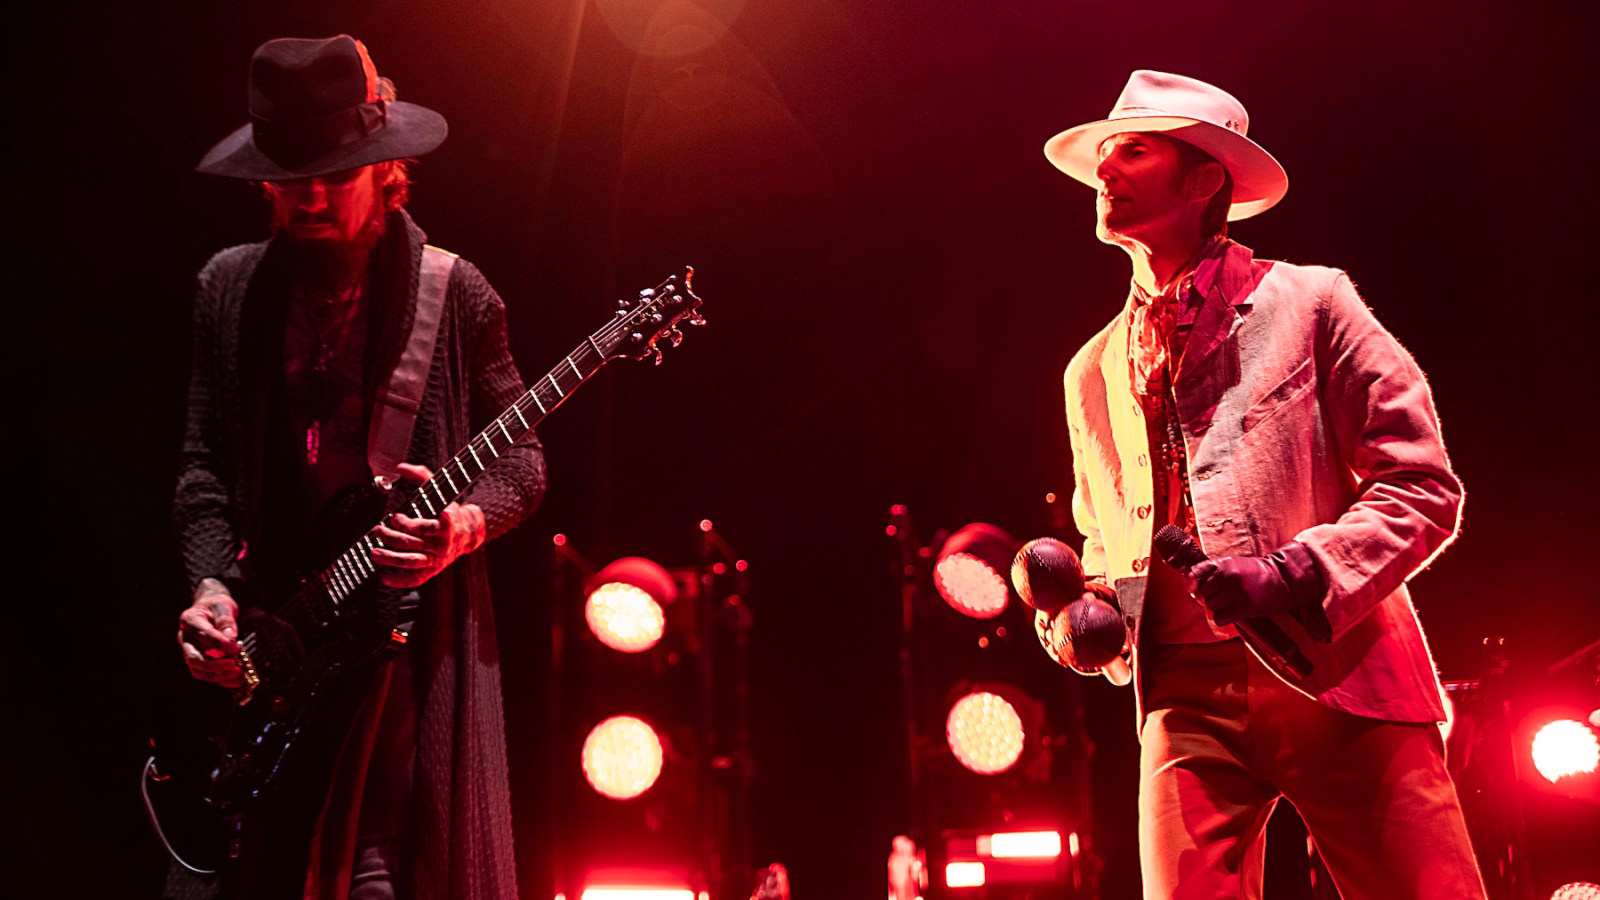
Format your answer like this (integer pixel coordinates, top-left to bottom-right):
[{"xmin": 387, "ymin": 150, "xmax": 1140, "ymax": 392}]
[{"xmin": 1241, "ymin": 358, "xmax": 1314, "ymax": 433}]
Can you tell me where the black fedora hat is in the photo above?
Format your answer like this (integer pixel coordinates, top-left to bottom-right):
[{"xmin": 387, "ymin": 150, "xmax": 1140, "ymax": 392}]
[{"xmin": 197, "ymin": 35, "xmax": 447, "ymax": 181}]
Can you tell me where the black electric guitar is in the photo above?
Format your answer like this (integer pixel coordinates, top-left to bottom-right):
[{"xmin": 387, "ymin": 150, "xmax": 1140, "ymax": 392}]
[{"xmin": 144, "ymin": 269, "xmax": 704, "ymax": 872}]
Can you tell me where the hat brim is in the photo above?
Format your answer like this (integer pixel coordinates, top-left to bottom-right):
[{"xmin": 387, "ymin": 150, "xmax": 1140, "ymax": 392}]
[
  {"xmin": 1043, "ymin": 116, "xmax": 1288, "ymax": 221},
  {"xmin": 196, "ymin": 100, "xmax": 448, "ymax": 181}
]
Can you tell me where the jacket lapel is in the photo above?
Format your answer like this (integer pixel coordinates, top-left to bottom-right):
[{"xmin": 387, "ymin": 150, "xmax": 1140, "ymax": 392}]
[{"xmin": 1176, "ymin": 242, "xmax": 1258, "ymax": 382}]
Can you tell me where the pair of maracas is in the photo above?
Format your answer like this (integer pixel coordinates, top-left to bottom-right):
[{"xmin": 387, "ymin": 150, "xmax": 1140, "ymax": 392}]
[{"xmin": 1011, "ymin": 538, "xmax": 1131, "ymax": 685}]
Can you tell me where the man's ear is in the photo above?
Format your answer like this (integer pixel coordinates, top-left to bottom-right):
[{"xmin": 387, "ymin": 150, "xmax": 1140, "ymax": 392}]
[{"xmin": 1189, "ymin": 161, "xmax": 1226, "ymax": 203}]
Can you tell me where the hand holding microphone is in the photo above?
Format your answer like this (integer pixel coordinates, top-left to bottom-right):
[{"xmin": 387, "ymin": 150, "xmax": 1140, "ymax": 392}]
[
  {"xmin": 1011, "ymin": 538, "xmax": 1131, "ymax": 685},
  {"xmin": 1152, "ymin": 525, "xmax": 1317, "ymax": 679}
]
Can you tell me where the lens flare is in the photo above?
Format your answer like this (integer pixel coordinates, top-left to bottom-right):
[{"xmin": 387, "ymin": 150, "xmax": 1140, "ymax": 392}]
[
  {"xmin": 582, "ymin": 715, "xmax": 664, "ymax": 799},
  {"xmin": 1531, "ymin": 719, "xmax": 1600, "ymax": 783},
  {"xmin": 934, "ymin": 553, "xmax": 1009, "ymax": 619},
  {"xmin": 586, "ymin": 582, "xmax": 666, "ymax": 652},
  {"xmin": 946, "ymin": 691, "xmax": 1025, "ymax": 775}
]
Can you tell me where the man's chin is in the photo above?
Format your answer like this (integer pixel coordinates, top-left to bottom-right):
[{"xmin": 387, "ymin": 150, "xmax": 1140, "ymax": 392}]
[
  {"xmin": 286, "ymin": 224, "xmax": 343, "ymax": 242},
  {"xmin": 1095, "ymin": 219, "xmax": 1130, "ymax": 246}
]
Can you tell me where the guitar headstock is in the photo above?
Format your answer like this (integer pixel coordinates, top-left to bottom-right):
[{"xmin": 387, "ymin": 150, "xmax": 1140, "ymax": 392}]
[{"xmin": 598, "ymin": 267, "xmax": 706, "ymax": 365}]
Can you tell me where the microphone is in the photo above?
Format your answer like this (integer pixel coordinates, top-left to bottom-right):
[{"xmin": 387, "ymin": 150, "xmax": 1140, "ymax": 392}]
[
  {"xmin": 1012, "ymin": 538, "xmax": 1130, "ymax": 684},
  {"xmin": 1151, "ymin": 525, "xmax": 1313, "ymax": 679}
]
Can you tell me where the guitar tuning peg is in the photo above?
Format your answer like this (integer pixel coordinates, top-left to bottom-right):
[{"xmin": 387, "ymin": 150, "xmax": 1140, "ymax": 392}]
[
  {"xmin": 667, "ymin": 327, "xmax": 684, "ymax": 348},
  {"xmin": 617, "ymin": 298, "xmax": 634, "ymax": 310},
  {"xmin": 688, "ymin": 311, "xmax": 707, "ymax": 326},
  {"xmin": 650, "ymin": 346, "xmax": 664, "ymax": 366},
  {"xmin": 639, "ymin": 287, "xmax": 657, "ymax": 298}
]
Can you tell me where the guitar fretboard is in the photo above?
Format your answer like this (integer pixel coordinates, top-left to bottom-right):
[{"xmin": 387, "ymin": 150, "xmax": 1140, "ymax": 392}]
[{"xmin": 317, "ymin": 338, "xmax": 613, "ymax": 605}]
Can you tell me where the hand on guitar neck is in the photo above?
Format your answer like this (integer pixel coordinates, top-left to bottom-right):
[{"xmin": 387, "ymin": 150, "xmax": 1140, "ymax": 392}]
[{"xmin": 369, "ymin": 461, "xmax": 488, "ymax": 588}]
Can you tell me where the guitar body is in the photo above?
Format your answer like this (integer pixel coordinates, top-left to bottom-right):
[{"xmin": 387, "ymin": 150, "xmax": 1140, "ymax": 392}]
[
  {"xmin": 211, "ymin": 600, "xmax": 399, "ymax": 812},
  {"xmin": 145, "ymin": 269, "xmax": 704, "ymax": 873}
]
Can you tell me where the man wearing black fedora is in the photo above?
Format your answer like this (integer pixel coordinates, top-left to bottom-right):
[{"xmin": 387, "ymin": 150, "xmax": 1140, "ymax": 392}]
[
  {"xmin": 1031, "ymin": 71, "xmax": 1486, "ymax": 898},
  {"xmin": 173, "ymin": 35, "xmax": 544, "ymax": 900}
]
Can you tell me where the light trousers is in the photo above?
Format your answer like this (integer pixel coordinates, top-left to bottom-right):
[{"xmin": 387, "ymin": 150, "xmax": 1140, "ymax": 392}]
[{"xmin": 1137, "ymin": 639, "xmax": 1487, "ymax": 900}]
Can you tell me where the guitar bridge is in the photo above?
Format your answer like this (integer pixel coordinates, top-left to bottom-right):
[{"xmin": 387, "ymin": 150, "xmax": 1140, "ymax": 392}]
[{"xmin": 232, "ymin": 648, "xmax": 262, "ymax": 706}]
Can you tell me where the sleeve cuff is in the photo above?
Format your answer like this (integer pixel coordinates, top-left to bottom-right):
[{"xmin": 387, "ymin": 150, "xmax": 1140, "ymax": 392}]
[{"xmin": 1277, "ymin": 541, "xmax": 1333, "ymax": 642}]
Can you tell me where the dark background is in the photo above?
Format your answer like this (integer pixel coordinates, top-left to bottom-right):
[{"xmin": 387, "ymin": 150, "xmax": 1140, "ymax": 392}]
[{"xmin": 7, "ymin": 0, "xmax": 1599, "ymax": 897}]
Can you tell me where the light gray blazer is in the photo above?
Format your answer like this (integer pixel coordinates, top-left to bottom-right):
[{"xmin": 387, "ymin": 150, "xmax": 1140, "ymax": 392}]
[{"xmin": 1062, "ymin": 241, "xmax": 1459, "ymax": 724}]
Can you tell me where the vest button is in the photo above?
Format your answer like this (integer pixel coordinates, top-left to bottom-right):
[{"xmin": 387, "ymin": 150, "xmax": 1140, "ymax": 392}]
[
  {"xmin": 1132, "ymin": 557, "xmax": 1147, "ymax": 573},
  {"xmin": 1136, "ymin": 505, "xmax": 1151, "ymax": 519}
]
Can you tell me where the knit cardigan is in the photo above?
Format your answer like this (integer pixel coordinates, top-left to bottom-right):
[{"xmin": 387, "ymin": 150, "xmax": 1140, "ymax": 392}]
[{"xmin": 174, "ymin": 209, "xmax": 545, "ymax": 900}]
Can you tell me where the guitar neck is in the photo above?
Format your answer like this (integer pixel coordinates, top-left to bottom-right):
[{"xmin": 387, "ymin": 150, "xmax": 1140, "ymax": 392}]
[{"xmin": 315, "ymin": 339, "xmax": 612, "ymax": 606}]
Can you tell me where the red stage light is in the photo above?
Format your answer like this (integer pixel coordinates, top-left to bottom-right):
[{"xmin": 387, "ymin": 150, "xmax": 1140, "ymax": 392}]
[
  {"xmin": 581, "ymin": 889, "xmax": 696, "ymax": 900},
  {"xmin": 946, "ymin": 690, "xmax": 1026, "ymax": 775},
  {"xmin": 934, "ymin": 553, "xmax": 1009, "ymax": 619},
  {"xmin": 586, "ymin": 583, "xmax": 666, "ymax": 653},
  {"xmin": 585, "ymin": 557, "xmax": 676, "ymax": 653},
  {"xmin": 581, "ymin": 715, "xmax": 665, "ymax": 799},
  {"xmin": 1531, "ymin": 719, "xmax": 1600, "ymax": 783},
  {"xmin": 933, "ymin": 523, "xmax": 1017, "ymax": 619},
  {"xmin": 945, "ymin": 861, "xmax": 986, "ymax": 888},
  {"xmin": 984, "ymin": 830, "xmax": 1062, "ymax": 859}
]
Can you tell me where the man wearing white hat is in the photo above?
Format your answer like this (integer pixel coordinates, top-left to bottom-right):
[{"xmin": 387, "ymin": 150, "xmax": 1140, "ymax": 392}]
[{"xmin": 1032, "ymin": 70, "xmax": 1486, "ymax": 898}]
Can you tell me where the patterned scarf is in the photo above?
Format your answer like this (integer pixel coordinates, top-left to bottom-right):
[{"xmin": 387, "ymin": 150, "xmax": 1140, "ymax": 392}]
[{"xmin": 1127, "ymin": 239, "xmax": 1223, "ymax": 396}]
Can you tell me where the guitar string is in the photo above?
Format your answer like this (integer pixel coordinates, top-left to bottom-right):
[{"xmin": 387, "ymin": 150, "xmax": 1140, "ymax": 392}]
[{"xmin": 233, "ymin": 282, "xmax": 696, "ymax": 658}]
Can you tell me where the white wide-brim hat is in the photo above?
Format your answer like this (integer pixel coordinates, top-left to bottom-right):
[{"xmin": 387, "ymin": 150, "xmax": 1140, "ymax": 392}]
[{"xmin": 1043, "ymin": 70, "xmax": 1288, "ymax": 221}]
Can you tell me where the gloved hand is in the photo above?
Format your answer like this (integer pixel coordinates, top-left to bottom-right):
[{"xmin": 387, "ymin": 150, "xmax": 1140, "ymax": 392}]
[{"xmin": 1191, "ymin": 542, "xmax": 1324, "ymax": 628}]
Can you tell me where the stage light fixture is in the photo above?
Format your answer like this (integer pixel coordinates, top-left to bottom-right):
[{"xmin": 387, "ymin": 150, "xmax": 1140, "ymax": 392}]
[
  {"xmin": 943, "ymin": 827, "xmax": 1070, "ymax": 892},
  {"xmin": 1531, "ymin": 719, "xmax": 1600, "ymax": 783},
  {"xmin": 945, "ymin": 861, "xmax": 986, "ymax": 888},
  {"xmin": 946, "ymin": 689, "xmax": 1026, "ymax": 776},
  {"xmin": 581, "ymin": 714, "xmax": 665, "ymax": 800},
  {"xmin": 581, "ymin": 888, "xmax": 696, "ymax": 900},
  {"xmin": 580, "ymin": 890, "xmax": 695, "ymax": 900},
  {"xmin": 585, "ymin": 557, "xmax": 677, "ymax": 653},
  {"xmin": 984, "ymin": 830, "xmax": 1063, "ymax": 859},
  {"xmin": 934, "ymin": 523, "xmax": 1019, "ymax": 619}
]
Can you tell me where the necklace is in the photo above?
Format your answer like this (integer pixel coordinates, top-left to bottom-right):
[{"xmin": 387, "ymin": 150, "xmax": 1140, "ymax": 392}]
[{"xmin": 298, "ymin": 279, "xmax": 366, "ymax": 465}]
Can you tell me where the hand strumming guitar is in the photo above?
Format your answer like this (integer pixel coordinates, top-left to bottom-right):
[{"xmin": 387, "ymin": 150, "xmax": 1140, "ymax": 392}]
[
  {"xmin": 369, "ymin": 461, "xmax": 488, "ymax": 588},
  {"xmin": 177, "ymin": 577, "xmax": 243, "ymax": 688}
]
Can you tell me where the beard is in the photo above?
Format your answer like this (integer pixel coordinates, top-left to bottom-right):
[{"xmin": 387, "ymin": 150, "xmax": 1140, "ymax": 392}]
[{"xmin": 271, "ymin": 194, "xmax": 390, "ymax": 292}]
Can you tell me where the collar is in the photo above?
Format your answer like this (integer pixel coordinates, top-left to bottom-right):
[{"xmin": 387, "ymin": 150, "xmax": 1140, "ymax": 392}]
[{"xmin": 1130, "ymin": 236, "xmax": 1229, "ymax": 309}]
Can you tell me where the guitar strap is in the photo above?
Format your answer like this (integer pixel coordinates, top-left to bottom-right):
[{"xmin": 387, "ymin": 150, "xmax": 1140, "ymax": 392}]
[{"xmin": 368, "ymin": 244, "xmax": 457, "ymax": 488}]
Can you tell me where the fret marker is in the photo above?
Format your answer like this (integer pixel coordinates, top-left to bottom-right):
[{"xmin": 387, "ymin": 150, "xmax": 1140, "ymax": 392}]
[
  {"xmin": 513, "ymin": 405, "xmax": 529, "ymax": 429},
  {"xmin": 566, "ymin": 356, "xmax": 582, "ymax": 379},
  {"xmin": 498, "ymin": 420, "xmax": 513, "ymax": 443},
  {"xmin": 546, "ymin": 374, "xmax": 565, "ymax": 398}
]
